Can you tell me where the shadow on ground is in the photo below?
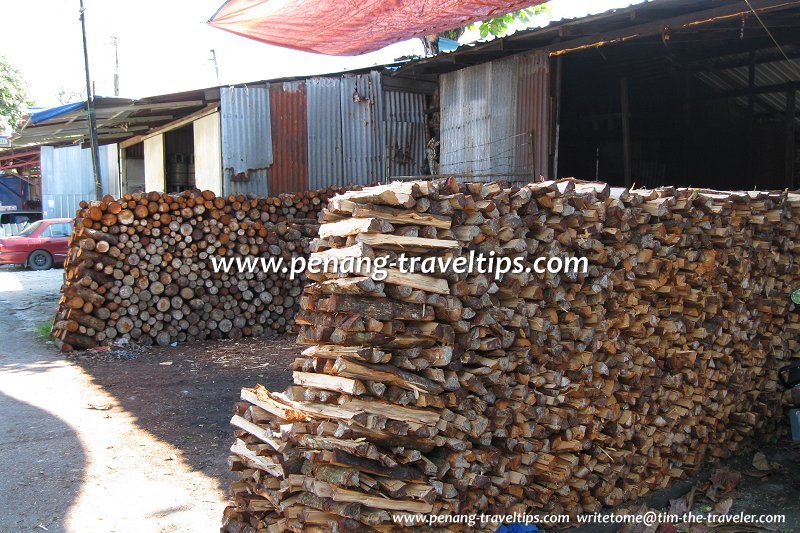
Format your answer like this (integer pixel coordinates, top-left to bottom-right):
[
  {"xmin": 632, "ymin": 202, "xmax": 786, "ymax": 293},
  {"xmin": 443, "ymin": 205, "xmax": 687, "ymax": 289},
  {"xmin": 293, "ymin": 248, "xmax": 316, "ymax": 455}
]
[
  {"xmin": 0, "ymin": 391, "xmax": 86, "ymax": 532},
  {"xmin": 71, "ymin": 335, "xmax": 297, "ymax": 493}
]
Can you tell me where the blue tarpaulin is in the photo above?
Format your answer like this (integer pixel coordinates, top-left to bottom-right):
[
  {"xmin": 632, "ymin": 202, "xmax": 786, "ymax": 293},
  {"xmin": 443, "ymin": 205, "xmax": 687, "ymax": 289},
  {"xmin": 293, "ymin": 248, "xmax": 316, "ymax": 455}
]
[
  {"xmin": 0, "ymin": 174, "xmax": 30, "ymax": 210},
  {"xmin": 29, "ymin": 101, "xmax": 86, "ymax": 125}
]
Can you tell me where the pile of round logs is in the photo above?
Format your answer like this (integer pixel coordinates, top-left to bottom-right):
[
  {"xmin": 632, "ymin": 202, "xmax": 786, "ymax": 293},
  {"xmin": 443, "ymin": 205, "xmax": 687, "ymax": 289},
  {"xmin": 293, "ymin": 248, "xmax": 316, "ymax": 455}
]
[
  {"xmin": 222, "ymin": 179, "xmax": 800, "ymax": 532},
  {"xmin": 51, "ymin": 186, "xmax": 352, "ymax": 352}
]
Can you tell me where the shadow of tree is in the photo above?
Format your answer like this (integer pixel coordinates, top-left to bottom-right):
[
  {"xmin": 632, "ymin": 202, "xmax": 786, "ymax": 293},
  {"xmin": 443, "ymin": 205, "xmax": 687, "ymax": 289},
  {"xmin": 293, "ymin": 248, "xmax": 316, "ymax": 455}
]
[{"xmin": 0, "ymin": 391, "xmax": 87, "ymax": 532}]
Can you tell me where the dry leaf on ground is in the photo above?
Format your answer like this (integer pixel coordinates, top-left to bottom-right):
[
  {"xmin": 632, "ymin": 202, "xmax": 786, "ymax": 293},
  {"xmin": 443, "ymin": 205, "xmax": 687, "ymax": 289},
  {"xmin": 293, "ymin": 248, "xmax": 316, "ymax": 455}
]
[
  {"xmin": 713, "ymin": 497, "xmax": 733, "ymax": 515},
  {"xmin": 705, "ymin": 467, "xmax": 741, "ymax": 501},
  {"xmin": 753, "ymin": 451, "xmax": 771, "ymax": 471}
]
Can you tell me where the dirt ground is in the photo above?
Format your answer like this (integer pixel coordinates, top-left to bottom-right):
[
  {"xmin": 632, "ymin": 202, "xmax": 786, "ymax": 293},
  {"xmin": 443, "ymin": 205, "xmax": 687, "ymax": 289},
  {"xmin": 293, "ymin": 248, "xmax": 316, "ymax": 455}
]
[
  {"xmin": 0, "ymin": 265, "xmax": 798, "ymax": 533},
  {"xmin": 0, "ymin": 266, "xmax": 298, "ymax": 533},
  {"xmin": 71, "ymin": 336, "xmax": 296, "ymax": 491}
]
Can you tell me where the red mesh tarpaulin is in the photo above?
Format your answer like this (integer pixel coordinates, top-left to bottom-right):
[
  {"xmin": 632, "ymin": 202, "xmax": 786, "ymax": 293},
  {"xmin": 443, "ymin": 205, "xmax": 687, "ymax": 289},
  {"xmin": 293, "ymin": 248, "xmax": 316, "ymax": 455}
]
[{"xmin": 208, "ymin": 0, "xmax": 546, "ymax": 56}]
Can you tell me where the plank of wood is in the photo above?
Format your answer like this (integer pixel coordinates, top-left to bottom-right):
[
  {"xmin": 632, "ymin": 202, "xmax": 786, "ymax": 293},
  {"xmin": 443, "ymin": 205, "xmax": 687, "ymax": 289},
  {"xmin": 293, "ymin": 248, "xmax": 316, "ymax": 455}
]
[
  {"xmin": 319, "ymin": 294, "xmax": 433, "ymax": 321},
  {"xmin": 230, "ymin": 438, "xmax": 284, "ymax": 477},
  {"xmin": 352, "ymin": 203, "xmax": 451, "ymax": 229},
  {"xmin": 230, "ymin": 414, "xmax": 286, "ymax": 452},
  {"xmin": 319, "ymin": 217, "xmax": 394, "ymax": 239},
  {"xmin": 242, "ymin": 386, "xmax": 360, "ymax": 422},
  {"xmin": 354, "ymin": 233, "xmax": 460, "ymax": 251},
  {"xmin": 332, "ymin": 357, "xmax": 444, "ymax": 395},
  {"xmin": 301, "ymin": 344, "xmax": 388, "ymax": 363},
  {"xmin": 338, "ymin": 397, "xmax": 440, "ymax": 426},
  {"xmin": 314, "ymin": 277, "xmax": 384, "ymax": 296},
  {"xmin": 355, "ymin": 266, "xmax": 450, "ymax": 295},
  {"xmin": 313, "ymin": 481, "xmax": 434, "ymax": 513},
  {"xmin": 293, "ymin": 371, "xmax": 367, "ymax": 395}
]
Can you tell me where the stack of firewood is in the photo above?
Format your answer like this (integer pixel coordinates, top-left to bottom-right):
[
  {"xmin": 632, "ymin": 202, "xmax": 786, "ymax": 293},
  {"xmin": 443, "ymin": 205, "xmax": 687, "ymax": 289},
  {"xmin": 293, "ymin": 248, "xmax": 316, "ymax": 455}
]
[
  {"xmin": 51, "ymin": 186, "xmax": 351, "ymax": 352},
  {"xmin": 223, "ymin": 179, "xmax": 800, "ymax": 532}
]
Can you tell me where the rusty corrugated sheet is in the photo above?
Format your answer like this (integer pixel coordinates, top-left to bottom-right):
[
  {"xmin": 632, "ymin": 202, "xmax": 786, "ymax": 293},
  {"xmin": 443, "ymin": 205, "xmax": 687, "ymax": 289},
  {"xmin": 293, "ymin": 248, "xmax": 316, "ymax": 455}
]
[
  {"xmin": 516, "ymin": 50, "xmax": 551, "ymax": 180},
  {"xmin": 307, "ymin": 77, "xmax": 344, "ymax": 189},
  {"xmin": 440, "ymin": 51, "xmax": 551, "ymax": 180},
  {"xmin": 383, "ymin": 90, "xmax": 427, "ymax": 177},
  {"xmin": 221, "ymin": 85, "xmax": 271, "ymax": 196},
  {"xmin": 269, "ymin": 81, "xmax": 309, "ymax": 195}
]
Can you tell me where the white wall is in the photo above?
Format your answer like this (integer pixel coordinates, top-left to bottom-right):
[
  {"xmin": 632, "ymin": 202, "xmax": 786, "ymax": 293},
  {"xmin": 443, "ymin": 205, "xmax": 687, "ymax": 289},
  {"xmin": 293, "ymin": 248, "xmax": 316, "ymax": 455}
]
[
  {"xmin": 193, "ymin": 112, "xmax": 222, "ymax": 194},
  {"xmin": 144, "ymin": 134, "xmax": 165, "ymax": 192}
]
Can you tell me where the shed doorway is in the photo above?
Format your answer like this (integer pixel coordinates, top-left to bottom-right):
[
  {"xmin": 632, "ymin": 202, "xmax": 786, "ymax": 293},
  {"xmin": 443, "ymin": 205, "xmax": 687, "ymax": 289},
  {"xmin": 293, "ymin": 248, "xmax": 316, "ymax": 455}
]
[{"xmin": 164, "ymin": 124, "xmax": 195, "ymax": 193}]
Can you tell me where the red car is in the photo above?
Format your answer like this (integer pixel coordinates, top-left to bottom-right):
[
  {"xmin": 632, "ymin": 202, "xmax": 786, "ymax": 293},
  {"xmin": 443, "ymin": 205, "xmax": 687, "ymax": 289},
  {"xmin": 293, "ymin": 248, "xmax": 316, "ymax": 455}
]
[{"xmin": 0, "ymin": 218, "xmax": 73, "ymax": 270}]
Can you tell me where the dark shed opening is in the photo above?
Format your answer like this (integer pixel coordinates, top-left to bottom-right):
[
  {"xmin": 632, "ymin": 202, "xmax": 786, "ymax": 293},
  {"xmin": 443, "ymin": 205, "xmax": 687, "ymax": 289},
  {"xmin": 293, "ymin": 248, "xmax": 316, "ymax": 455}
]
[{"xmin": 555, "ymin": 1, "xmax": 800, "ymax": 190}]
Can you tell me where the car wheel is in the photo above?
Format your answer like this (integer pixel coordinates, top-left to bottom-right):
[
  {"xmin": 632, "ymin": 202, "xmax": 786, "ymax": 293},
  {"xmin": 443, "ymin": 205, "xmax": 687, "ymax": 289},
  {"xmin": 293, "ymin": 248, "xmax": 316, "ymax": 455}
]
[{"xmin": 28, "ymin": 250, "xmax": 53, "ymax": 271}]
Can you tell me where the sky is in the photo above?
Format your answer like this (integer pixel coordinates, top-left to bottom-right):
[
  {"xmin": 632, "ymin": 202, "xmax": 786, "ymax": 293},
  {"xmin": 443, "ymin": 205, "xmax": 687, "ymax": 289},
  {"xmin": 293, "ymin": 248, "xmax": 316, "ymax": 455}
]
[
  {"xmin": 0, "ymin": 0, "xmax": 646, "ymax": 109},
  {"xmin": 1, "ymin": 0, "xmax": 426, "ymax": 107}
]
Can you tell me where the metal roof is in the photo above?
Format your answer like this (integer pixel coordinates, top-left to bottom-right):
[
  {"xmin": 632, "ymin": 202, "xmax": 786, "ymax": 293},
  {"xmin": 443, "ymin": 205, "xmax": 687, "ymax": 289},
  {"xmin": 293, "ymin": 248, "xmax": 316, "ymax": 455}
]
[
  {"xmin": 398, "ymin": 0, "xmax": 800, "ymax": 75},
  {"xmin": 8, "ymin": 61, "xmax": 430, "ymax": 150},
  {"xmin": 693, "ymin": 50, "xmax": 800, "ymax": 125},
  {"xmin": 10, "ymin": 92, "xmax": 216, "ymax": 149}
]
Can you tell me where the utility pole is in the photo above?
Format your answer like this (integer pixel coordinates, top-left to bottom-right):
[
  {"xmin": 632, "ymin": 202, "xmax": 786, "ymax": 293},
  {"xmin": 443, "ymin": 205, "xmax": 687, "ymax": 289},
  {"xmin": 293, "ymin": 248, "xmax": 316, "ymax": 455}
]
[
  {"xmin": 80, "ymin": 0, "xmax": 103, "ymax": 200},
  {"xmin": 111, "ymin": 35, "xmax": 120, "ymax": 96},
  {"xmin": 210, "ymin": 49, "xmax": 220, "ymax": 85}
]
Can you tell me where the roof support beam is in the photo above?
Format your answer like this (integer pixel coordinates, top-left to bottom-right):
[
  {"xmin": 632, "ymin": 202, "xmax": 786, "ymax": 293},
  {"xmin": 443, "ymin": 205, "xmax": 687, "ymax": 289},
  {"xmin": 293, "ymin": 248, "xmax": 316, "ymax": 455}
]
[
  {"xmin": 119, "ymin": 104, "xmax": 219, "ymax": 149},
  {"xmin": 0, "ymin": 150, "xmax": 39, "ymax": 163},
  {"xmin": 0, "ymin": 160, "xmax": 40, "ymax": 171}
]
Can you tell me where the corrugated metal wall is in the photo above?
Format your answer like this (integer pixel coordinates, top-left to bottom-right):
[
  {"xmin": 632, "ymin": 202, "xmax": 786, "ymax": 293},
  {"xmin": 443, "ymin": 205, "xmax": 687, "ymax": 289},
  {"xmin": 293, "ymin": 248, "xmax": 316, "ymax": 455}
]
[
  {"xmin": 221, "ymin": 85, "xmax": 272, "ymax": 196},
  {"xmin": 383, "ymin": 90, "xmax": 428, "ymax": 177},
  {"xmin": 219, "ymin": 72, "xmax": 430, "ymax": 194},
  {"xmin": 517, "ymin": 50, "xmax": 551, "ymax": 179},
  {"xmin": 340, "ymin": 72, "xmax": 385, "ymax": 184},
  {"xmin": 307, "ymin": 72, "xmax": 428, "ymax": 188},
  {"xmin": 440, "ymin": 50, "xmax": 551, "ymax": 180},
  {"xmin": 40, "ymin": 144, "xmax": 119, "ymax": 219},
  {"xmin": 441, "ymin": 62, "xmax": 492, "ymax": 175},
  {"xmin": 269, "ymin": 81, "xmax": 309, "ymax": 194},
  {"xmin": 489, "ymin": 58, "xmax": 518, "ymax": 175},
  {"xmin": 307, "ymin": 78, "xmax": 344, "ymax": 189}
]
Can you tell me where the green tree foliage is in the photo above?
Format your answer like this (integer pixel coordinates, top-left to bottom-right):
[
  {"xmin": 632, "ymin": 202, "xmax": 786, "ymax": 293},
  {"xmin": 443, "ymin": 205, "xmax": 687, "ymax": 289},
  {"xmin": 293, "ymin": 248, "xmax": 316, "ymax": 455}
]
[
  {"xmin": 474, "ymin": 5, "xmax": 551, "ymax": 39},
  {"xmin": 0, "ymin": 56, "xmax": 30, "ymax": 134}
]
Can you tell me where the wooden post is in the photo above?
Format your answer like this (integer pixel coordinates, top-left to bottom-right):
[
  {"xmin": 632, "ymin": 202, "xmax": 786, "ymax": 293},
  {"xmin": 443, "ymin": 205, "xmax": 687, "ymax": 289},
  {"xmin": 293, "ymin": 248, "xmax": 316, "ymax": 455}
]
[
  {"xmin": 785, "ymin": 89, "xmax": 796, "ymax": 189},
  {"xmin": 620, "ymin": 77, "xmax": 632, "ymax": 187},
  {"xmin": 747, "ymin": 52, "xmax": 756, "ymax": 178},
  {"xmin": 550, "ymin": 55, "xmax": 562, "ymax": 180}
]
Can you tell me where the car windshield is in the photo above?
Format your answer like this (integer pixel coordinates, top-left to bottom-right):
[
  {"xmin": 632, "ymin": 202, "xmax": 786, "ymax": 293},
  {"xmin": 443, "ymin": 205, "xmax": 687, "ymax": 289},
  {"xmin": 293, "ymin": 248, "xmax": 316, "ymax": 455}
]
[{"xmin": 17, "ymin": 219, "xmax": 44, "ymax": 237}]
